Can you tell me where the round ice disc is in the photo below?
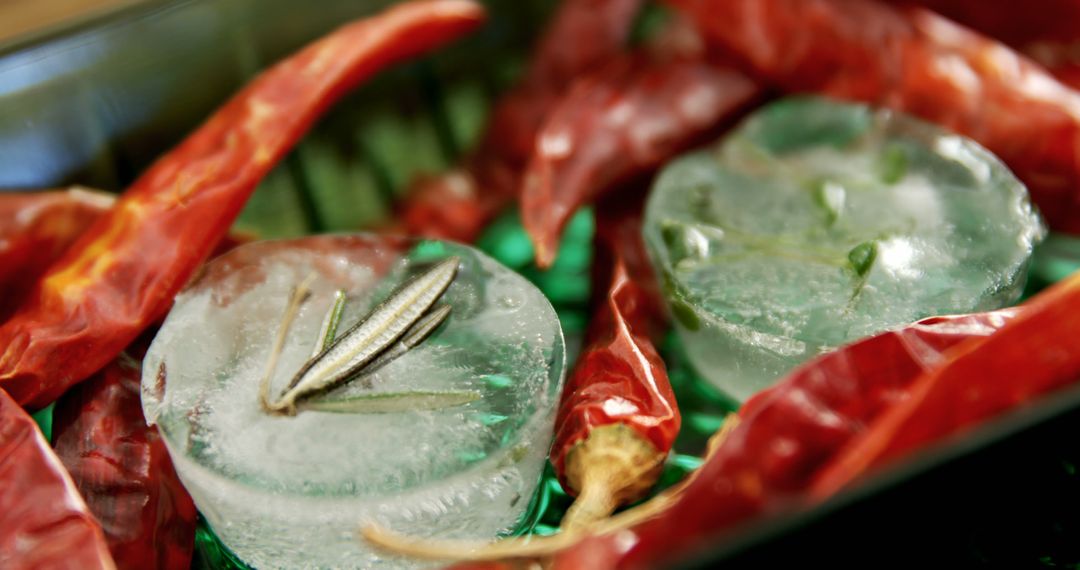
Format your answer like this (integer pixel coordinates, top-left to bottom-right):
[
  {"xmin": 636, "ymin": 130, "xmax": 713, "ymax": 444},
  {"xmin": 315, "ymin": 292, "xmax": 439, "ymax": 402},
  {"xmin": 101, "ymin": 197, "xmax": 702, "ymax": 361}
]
[
  {"xmin": 644, "ymin": 96, "xmax": 1044, "ymax": 402},
  {"xmin": 142, "ymin": 234, "xmax": 565, "ymax": 569}
]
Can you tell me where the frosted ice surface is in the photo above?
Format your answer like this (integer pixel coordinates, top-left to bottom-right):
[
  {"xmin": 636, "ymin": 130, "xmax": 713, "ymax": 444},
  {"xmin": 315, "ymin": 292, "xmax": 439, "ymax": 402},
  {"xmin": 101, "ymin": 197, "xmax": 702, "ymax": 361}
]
[
  {"xmin": 142, "ymin": 235, "xmax": 565, "ymax": 569},
  {"xmin": 644, "ymin": 97, "xmax": 1044, "ymax": 401}
]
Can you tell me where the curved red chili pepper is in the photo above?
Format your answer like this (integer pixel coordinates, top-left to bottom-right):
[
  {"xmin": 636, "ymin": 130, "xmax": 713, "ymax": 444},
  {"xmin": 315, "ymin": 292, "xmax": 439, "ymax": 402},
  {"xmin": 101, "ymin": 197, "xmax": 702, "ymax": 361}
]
[
  {"xmin": 53, "ymin": 341, "xmax": 197, "ymax": 570},
  {"xmin": 0, "ymin": 188, "xmax": 113, "ymax": 320},
  {"xmin": 520, "ymin": 50, "xmax": 761, "ymax": 267},
  {"xmin": 0, "ymin": 389, "xmax": 114, "ymax": 570},
  {"xmin": 0, "ymin": 0, "xmax": 485, "ymax": 410},
  {"xmin": 549, "ymin": 195, "xmax": 680, "ymax": 529},
  {"xmin": 665, "ymin": 0, "xmax": 1080, "ymax": 234},
  {"xmin": 812, "ymin": 275, "xmax": 1080, "ymax": 498},
  {"xmin": 551, "ymin": 308, "xmax": 1023, "ymax": 569},
  {"xmin": 477, "ymin": 0, "xmax": 645, "ymax": 167},
  {"xmin": 897, "ymin": 0, "xmax": 1080, "ymax": 89},
  {"xmin": 396, "ymin": 0, "xmax": 643, "ymax": 242},
  {"xmin": 894, "ymin": 0, "xmax": 1080, "ymax": 47}
]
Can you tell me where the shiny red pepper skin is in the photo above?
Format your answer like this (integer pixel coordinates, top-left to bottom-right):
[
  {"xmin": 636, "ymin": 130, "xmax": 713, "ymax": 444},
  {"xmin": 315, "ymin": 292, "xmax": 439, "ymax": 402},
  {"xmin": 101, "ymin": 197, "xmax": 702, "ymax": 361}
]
[
  {"xmin": 396, "ymin": 0, "xmax": 642, "ymax": 242},
  {"xmin": 0, "ymin": 388, "xmax": 114, "ymax": 570},
  {"xmin": 667, "ymin": 0, "xmax": 1080, "ymax": 235},
  {"xmin": 552, "ymin": 309, "xmax": 1021, "ymax": 569},
  {"xmin": 0, "ymin": 188, "xmax": 113, "ymax": 320},
  {"xmin": 520, "ymin": 49, "xmax": 761, "ymax": 266},
  {"xmin": 0, "ymin": 0, "xmax": 485, "ymax": 410},
  {"xmin": 898, "ymin": 0, "xmax": 1080, "ymax": 89},
  {"xmin": 813, "ymin": 275, "xmax": 1080, "ymax": 498},
  {"xmin": 896, "ymin": 0, "xmax": 1080, "ymax": 47},
  {"xmin": 551, "ymin": 201, "xmax": 679, "ymax": 494},
  {"xmin": 53, "ymin": 343, "xmax": 197, "ymax": 570}
]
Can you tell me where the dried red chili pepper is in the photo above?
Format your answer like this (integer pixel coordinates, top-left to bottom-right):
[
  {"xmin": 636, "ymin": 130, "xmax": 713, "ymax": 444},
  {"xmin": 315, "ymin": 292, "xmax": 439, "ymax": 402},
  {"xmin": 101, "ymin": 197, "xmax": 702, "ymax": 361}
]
[
  {"xmin": 474, "ymin": 0, "xmax": 643, "ymax": 166},
  {"xmin": 0, "ymin": 0, "xmax": 485, "ymax": 410},
  {"xmin": 0, "ymin": 188, "xmax": 113, "ymax": 319},
  {"xmin": 53, "ymin": 338, "xmax": 197, "ymax": 570},
  {"xmin": 894, "ymin": 0, "xmax": 1080, "ymax": 48},
  {"xmin": 895, "ymin": 0, "xmax": 1080, "ymax": 89},
  {"xmin": 666, "ymin": 0, "xmax": 1080, "ymax": 235},
  {"xmin": 520, "ymin": 47, "xmax": 761, "ymax": 267},
  {"xmin": 812, "ymin": 275, "xmax": 1080, "ymax": 498},
  {"xmin": 392, "ymin": 169, "xmax": 507, "ymax": 242},
  {"xmin": 551, "ymin": 195, "xmax": 679, "ymax": 530},
  {"xmin": 395, "ymin": 0, "xmax": 642, "ymax": 242},
  {"xmin": 0, "ymin": 388, "xmax": 114, "ymax": 570},
  {"xmin": 367, "ymin": 308, "xmax": 1022, "ymax": 566},
  {"xmin": 547, "ymin": 308, "xmax": 1025, "ymax": 569},
  {"xmin": 360, "ymin": 195, "xmax": 677, "ymax": 559}
]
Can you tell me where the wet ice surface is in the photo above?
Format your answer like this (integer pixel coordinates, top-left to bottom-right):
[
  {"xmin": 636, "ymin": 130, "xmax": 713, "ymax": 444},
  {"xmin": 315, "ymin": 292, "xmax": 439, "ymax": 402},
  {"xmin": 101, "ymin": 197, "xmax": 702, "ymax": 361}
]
[
  {"xmin": 142, "ymin": 235, "xmax": 565, "ymax": 569},
  {"xmin": 645, "ymin": 97, "xmax": 1044, "ymax": 401}
]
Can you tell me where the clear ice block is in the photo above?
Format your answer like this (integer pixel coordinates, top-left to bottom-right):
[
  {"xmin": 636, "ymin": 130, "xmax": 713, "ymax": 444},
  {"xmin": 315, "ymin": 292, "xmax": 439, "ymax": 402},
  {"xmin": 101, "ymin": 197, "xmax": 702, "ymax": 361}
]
[
  {"xmin": 141, "ymin": 234, "xmax": 565, "ymax": 569},
  {"xmin": 644, "ymin": 97, "xmax": 1044, "ymax": 402}
]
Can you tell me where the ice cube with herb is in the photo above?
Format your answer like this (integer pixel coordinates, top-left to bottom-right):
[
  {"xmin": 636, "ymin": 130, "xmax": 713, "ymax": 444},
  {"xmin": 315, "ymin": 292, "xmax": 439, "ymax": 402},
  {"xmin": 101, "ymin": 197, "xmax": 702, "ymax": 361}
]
[
  {"xmin": 644, "ymin": 96, "xmax": 1044, "ymax": 401},
  {"xmin": 141, "ymin": 235, "xmax": 566, "ymax": 570}
]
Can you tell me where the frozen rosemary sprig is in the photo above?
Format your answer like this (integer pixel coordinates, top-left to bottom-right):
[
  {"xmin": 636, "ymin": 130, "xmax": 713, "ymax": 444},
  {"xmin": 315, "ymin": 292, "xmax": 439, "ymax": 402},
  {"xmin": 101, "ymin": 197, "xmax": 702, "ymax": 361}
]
[
  {"xmin": 297, "ymin": 389, "xmax": 481, "ymax": 414},
  {"xmin": 260, "ymin": 256, "xmax": 461, "ymax": 416}
]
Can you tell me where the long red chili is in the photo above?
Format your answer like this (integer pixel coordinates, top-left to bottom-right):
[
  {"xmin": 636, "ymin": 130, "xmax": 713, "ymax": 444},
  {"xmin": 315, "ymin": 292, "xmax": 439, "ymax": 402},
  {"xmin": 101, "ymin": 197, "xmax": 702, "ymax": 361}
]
[
  {"xmin": 395, "ymin": 0, "xmax": 642, "ymax": 242},
  {"xmin": 812, "ymin": 276, "xmax": 1080, "ymax": 498},
  {"xmin": 0, "ymin": 388, "xmax": 114, "ymax": 570},
  {"xmin": 519, "ymin": 48, "xmax": 761, "ymax": 267},
  {"xmin": 550, "ymin": 307, "xmax": 1028, "ymax": 568},
  {"xmin": 52, "ymin": 340, "xmax": 197, "ymax": 570},
  {"xmin": 0, "ymin": 188, "xmax": 113, "ymax": 320},
  {"xmin": 666, "ymin": 0, "xmax": 1080, "ymax": 235},
  {"xmin": 0, "ymin": 0, "xmax": 485, "ymax": 410},
  {"xmin": 550, "ymin": 194, "xmax": 679, "ymax": 530}
]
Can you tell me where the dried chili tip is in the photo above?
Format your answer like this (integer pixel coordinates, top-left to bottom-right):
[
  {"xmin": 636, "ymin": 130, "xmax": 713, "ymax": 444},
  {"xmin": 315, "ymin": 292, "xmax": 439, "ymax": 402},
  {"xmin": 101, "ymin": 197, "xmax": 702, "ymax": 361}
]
[
  {"xmin": 520, "ymin": 54, "xmax": 761, "ymax": 269},
  {"xmin": 560, "ymin": 423, "xmax": 666, "ymax": 532}
]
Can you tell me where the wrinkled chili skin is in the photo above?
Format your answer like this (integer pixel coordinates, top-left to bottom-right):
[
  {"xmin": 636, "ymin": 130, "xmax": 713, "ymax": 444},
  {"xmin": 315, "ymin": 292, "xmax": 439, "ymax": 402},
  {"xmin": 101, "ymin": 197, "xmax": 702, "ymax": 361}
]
[
  {"xmin": 0, "ymin": 189, "xmax": 113, "ymax": 320},
  {"xmin": 895, "ymin": 0, "xmax": 1080, "ymax": 47},
  {"xmin": 0, "ymin": 389, "xmax": 114, "ymax": 570},
  {"xmin": 667, "ymin": 0, "xmax": 1080, "ymax": 235},
  {"xmin": 814, "ymin": 276, "xmax": 1080, "ymax": 498},
  {"xmin": 53, "ymin": 341, "xmax": 197, "ymax": 570},
  {"xmin": 550, "ymin": 197, "xmax": 679, "ymax": 492},
  {"xmin": 896, "ymin": 0, "xmax": 1080, "ymax": 88},
  {"xmin": 588, "ymin": 193, "xmax": 665, "ymax": 326},
  {"xmin": 394, "ymin": 168, "xmax": 507, "ymax": 243},
  {"xmin": 396, "ymin": 0, "xmax": 642, "ymax": 242},
  {"xmin": 553, "ymin": 310, "xmax": 1019, "ymax": 569},
  {"xmin": 0, "ymin": 0, "xmax": 485, "ymax": 410},
  {"xmin": 520, "ymin": 50, "xmax": 761, "ymax": 266},
  {"xmin": 474, "ymin": 0, "xmax": 643, "ymax": 167}
]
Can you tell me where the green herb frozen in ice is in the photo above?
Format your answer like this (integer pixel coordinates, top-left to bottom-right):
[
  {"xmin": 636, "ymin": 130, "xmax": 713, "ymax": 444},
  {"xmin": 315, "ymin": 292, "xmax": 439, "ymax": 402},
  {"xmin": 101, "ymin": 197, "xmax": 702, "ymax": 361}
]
[{"xmin": 644, "ymin": 97, "xmax": 1045, "ymax": 401}]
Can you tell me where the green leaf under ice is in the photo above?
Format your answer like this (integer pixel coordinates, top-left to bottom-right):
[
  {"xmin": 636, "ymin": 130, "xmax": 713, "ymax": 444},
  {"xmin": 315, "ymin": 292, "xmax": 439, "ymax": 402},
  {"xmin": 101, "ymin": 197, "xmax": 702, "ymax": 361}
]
[{"xmin": 299, "ymin": 390, "xmax": 482, "ymax": 414}]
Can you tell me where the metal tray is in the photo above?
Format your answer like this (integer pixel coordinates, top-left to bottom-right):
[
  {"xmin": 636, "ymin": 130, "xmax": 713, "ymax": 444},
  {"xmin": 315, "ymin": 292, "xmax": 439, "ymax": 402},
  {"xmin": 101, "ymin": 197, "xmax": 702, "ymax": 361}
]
[{"xmin": 2, "ymin": 1, "xmax": 1078, "ymax": 568}]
